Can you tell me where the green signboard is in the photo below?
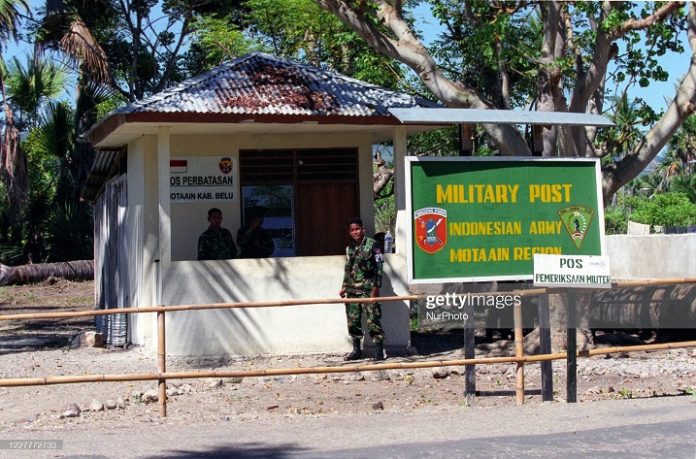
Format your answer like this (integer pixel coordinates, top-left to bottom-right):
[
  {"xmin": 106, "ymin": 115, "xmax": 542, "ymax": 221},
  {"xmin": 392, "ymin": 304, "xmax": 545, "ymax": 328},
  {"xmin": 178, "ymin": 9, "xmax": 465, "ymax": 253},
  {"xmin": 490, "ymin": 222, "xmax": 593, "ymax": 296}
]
[{"xmin": 406, "ymin": 157, "xmax": 605, "ymax": 283}]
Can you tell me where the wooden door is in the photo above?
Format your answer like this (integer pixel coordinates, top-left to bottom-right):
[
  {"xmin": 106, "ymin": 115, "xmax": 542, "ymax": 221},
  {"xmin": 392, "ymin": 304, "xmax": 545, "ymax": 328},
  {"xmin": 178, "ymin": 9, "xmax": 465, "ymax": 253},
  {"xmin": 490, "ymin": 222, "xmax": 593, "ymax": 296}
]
[{"xmin": 296, "ymin": 182, "xmax": 358, "ymax": 256}]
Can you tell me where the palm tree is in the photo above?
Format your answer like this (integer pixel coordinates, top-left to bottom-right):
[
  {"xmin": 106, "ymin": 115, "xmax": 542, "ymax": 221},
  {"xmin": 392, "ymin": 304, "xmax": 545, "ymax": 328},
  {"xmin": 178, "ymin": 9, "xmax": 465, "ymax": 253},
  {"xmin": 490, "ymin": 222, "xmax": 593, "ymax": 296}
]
[
  {"xmin": 646, "ymin": 115, "xmax": 696, "ymax": 199},
  {"xmin": 667, "ymin": 115, "xmax": 696, "ymax": 165},
  {"xmin": 0, "ymin": 0, "xmax": 26, "ymax": 44},
  {"xmin": 671, "ymin": 174, "xmax": 696, "ymax": 204},
  {"xmin": 21, "ymin": 99, "xmax": 96, "ymax": 262},
  {"xmin": 0, "ymin": 0, "xmax": 29, "ymax": 218},
  {"xmin": 5, "ymin": 55, "xmax": 65, "ymax": 129},
  {"xmin": 626, "ymin": 173, "xmax": 662, "ymax": 199}
]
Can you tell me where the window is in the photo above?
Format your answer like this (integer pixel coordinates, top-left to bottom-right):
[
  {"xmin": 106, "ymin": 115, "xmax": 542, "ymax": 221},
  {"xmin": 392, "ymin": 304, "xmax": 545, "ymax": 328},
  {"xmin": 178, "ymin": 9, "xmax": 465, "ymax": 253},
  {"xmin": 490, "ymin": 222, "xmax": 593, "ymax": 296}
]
[{"xmin": 240, "ymin": 148, "xmax": 359, "ymax": 256}]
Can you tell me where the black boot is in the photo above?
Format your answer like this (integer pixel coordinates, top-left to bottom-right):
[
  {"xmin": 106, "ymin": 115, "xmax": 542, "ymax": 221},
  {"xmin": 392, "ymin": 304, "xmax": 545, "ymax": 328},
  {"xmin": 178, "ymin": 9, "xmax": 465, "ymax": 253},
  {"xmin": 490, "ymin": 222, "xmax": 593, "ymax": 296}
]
[
  {"xmin": 373, "ymin": 341, "xmax": 385, "ymax": 361},
  {"xmin": 344, "ymin": 339, "xmax": 362, "ymax": 361}
]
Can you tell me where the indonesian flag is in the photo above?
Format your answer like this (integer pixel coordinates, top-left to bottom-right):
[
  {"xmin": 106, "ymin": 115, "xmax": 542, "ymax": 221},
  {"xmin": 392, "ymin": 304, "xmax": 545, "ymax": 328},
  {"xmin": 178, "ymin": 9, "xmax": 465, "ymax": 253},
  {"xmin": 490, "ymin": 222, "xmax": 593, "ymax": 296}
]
[{"xmin": 170, "ymin": 159, "xmax": 187, "ymax": 173}]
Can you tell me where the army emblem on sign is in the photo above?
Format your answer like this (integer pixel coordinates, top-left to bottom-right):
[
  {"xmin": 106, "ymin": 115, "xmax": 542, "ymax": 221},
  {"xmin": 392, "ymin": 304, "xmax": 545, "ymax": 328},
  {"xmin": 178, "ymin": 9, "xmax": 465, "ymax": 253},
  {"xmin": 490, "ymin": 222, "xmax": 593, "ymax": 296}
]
[
  {"xmin": 414, "ymin": 207, "xmax": 447, "ymax": 254},
  {"xmin": 559, "ymin": 206, "xmax": 594, "ymax": 250},
  {"xmin": 219, "ymin": 157, "xmax": 233, "ymax": 175}
]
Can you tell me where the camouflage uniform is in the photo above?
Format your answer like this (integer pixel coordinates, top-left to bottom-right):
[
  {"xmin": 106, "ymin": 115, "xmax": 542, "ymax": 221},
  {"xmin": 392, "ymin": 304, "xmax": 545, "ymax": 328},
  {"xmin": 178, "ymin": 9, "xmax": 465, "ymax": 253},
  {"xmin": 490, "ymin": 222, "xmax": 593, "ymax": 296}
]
[
  {"xmin": 197, "ymin": 227, "xmax": 237, "ymax": 260},
  {"xmin": 236, "ymin": 227, "xmax": 275, "ymax": 258},
  {"xmin": 342, "ymin": 236, "xmax": 385, "ymax": 343}
]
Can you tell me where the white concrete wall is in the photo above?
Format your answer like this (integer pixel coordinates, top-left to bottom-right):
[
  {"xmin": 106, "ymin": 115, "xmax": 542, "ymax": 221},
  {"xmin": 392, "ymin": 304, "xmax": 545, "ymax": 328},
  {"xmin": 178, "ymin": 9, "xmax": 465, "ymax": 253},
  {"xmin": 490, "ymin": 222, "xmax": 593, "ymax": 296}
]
[
  {"xmin": 605, "ymin": 234, "xmax": 696, "ymax": 279},
  {"xmin": 159, "ymin": 253, "xmax": 410, "ymax": 355}
]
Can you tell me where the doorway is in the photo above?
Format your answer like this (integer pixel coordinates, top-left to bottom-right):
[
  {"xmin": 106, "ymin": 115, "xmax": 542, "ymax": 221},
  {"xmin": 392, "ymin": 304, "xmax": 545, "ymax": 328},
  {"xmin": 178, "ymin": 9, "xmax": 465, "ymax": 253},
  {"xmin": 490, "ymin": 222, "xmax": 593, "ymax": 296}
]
[{"xmin": 240, "ymin": 148, "xmax": 359, "ymax": 256}]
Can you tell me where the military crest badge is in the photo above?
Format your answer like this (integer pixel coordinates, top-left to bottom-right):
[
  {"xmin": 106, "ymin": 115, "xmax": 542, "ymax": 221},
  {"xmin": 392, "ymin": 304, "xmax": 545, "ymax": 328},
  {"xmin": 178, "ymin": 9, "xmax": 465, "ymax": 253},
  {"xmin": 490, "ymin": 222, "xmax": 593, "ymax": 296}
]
[
  {"xmin": 414, "ymin": 207, "xmax": 447, "ymax": 254},
  {"xmin": 559, "ymin": 205, "xmax": 594, "ymax": 250},
  {"xmin": 219, "ymin": 157, "xmax": 233, "ymax": 175}
]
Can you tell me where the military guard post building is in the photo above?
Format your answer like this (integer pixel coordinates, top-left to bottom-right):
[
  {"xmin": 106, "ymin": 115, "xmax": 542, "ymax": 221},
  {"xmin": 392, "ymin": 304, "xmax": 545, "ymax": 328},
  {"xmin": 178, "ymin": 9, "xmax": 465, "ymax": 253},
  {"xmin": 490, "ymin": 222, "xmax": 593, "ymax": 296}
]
[{"xmin": 83, "ymin": 53, "xmax": 438, "ymax": 355}]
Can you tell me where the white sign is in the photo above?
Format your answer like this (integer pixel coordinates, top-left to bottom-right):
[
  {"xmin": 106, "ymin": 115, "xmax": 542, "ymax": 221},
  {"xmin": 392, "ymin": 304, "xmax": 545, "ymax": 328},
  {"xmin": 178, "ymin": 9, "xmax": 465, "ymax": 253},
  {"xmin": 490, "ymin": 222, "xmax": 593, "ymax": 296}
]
[
  {"xmin": 533, "ymin": 254, "xmax": 612, "ymax": 289},
  {"xmin": 169, "ymin": 156, "xmax": 236, "ymax": 202}
]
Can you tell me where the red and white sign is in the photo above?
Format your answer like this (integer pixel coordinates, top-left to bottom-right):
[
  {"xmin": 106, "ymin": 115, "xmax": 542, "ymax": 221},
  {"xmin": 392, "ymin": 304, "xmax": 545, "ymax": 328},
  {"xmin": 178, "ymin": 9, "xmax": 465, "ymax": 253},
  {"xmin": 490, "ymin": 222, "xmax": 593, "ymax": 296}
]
[
  {"xmin": 170, "ymin": 159, "xmax": 188, "ymax": 173},
  {"xmin": 414, "ymin": 207, "xmax": 447, "ymax": 254},
  {"xmin": 169, "ymin": 156, "xmax": 236, "ymax": 202}
]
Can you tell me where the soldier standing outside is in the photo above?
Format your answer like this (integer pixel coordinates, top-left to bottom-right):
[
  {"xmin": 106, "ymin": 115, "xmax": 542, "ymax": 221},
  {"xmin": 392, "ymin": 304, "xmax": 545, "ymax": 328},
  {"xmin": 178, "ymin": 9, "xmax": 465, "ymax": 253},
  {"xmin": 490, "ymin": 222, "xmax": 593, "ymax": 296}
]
[
  {"xmin": 237, "ymin": 206, "xmax": 275, "ymax": 258},
  {"xmin": 339, "ymin": 218, "xmax": 386, "ymax": 361},
  {"xmin": 197, "ymin": 208, "xmax": 237, "ymax": 260}
]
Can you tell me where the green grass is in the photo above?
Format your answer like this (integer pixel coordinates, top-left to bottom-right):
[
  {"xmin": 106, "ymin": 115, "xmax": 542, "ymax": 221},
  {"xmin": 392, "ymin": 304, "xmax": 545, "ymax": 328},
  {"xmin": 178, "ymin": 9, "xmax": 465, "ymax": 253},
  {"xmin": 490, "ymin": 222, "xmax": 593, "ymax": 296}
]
[
  {"xmin": 0, "ymin": 287, "xmax": 15, "ymax": 304},
  {"xmin": 618, "ymin": 387, "xmax": 634, "ymax": 399}
]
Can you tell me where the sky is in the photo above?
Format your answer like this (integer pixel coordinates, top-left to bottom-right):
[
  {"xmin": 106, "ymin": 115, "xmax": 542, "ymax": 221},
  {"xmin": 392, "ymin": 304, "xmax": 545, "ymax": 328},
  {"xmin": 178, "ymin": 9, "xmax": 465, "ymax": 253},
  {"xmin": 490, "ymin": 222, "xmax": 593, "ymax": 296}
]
[
  {"xmin": 409, "ymin": 2, "xmax": 690, "ymax": 115},
  {"xmin": 2, "ymin": 1, "xmax": 691, "ymax": 115}
]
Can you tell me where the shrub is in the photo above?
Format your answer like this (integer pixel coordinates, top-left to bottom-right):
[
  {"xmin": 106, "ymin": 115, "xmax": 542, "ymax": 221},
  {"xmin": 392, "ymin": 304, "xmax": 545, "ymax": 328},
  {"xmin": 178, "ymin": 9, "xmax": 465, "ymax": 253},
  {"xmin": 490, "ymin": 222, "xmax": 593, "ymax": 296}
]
[
  {"xmin": 604, "ymin": 207, "xmax": 628, "ymax": 234},
  {"xmin": 627, "ymin": 192, "xmax": 696, "ymax": 228}
]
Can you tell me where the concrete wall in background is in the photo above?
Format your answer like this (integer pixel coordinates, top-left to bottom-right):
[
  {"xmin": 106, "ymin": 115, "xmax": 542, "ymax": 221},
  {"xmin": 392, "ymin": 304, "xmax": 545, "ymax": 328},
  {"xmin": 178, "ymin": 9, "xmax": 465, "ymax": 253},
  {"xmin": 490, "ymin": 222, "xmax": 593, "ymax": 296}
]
[{"xmin": 605, "ymin": 234, "xmax": 696, "ymax": 279}]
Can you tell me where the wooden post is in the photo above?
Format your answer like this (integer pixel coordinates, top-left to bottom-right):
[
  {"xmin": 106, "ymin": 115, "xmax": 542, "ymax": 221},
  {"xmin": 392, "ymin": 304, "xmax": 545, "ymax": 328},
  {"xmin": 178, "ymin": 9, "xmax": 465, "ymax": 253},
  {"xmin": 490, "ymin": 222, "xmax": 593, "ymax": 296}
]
[
  {"xmin": 157, "ymin": 310, "xmax": 167, "ymax": 417},
  {"xmin": 514, "ymin": 302, "xmax": 525, "ymax": 405},
  {"xmin": 538, "ymin": 295, "xmax": 553, "ymax": 401},
  {"xmin": 464, "ymin": 302, "xmax": 476, "ymax": 404},
  {"xmin": 459, "ymin": 124, "xmax": 474, "ymax": 156},
  {"xmin": 532, "ymin": 125, "xmax": 544, "ymax": 156},
  {"xmin": 566, "ymin": 290, "xmax": 577, "ymax": 403}
]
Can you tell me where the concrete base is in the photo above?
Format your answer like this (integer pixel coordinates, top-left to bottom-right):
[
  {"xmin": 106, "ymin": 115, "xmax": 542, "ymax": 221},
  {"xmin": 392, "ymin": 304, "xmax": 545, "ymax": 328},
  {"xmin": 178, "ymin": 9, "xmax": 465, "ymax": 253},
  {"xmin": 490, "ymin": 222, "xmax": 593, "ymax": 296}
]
[{"xmin": 132, "ymin": 253, "xmax": 411, "ymax": 356}]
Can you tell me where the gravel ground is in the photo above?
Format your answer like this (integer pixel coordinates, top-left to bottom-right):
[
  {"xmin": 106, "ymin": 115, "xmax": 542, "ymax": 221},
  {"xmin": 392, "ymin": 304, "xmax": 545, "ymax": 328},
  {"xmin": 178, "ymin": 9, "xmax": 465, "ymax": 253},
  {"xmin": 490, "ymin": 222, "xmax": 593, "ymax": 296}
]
[{"xmin": 1, "ymin": 344, "xmax": 695, "ymax": 432}]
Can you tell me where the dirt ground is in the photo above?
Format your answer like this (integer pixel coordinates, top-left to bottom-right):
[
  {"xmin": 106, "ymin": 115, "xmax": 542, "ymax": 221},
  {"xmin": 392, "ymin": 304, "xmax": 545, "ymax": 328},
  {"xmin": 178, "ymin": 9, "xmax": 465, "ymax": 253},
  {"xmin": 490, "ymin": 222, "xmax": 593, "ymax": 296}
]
[{"xmin": 1, "ymin": 280, "xmax": 695, "ymax": 432}]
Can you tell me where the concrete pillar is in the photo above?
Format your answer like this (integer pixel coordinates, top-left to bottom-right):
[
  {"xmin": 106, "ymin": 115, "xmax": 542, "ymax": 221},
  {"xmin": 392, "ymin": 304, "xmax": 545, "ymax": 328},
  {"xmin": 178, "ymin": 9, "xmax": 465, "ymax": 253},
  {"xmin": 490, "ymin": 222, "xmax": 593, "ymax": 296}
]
[
  {"xmin": 393, "ymin": 126, "xmax": 408, "ymax": 255},
  {"xmin": 157, "ymin": 127, "xmax": 171, "ymax": 266},
  {"xmin": 156, "ymin": 127, "xmax": 171, "ymax": 325}
]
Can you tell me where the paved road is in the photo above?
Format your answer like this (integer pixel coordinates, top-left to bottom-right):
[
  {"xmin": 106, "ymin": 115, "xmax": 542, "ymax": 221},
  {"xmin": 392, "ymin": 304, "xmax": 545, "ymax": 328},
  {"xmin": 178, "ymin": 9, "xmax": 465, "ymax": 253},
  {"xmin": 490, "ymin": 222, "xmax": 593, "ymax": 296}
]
[{"xmin": 1, "ymin": 396, "xmax": 695, "ymax": 459}]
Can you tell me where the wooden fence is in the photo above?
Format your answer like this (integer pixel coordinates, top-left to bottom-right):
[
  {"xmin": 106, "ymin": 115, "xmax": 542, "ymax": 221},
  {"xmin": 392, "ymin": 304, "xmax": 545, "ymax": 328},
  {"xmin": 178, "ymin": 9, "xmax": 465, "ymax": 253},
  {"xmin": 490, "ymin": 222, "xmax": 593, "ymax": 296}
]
[{"xmin": 1, "ymin": 278, "xmax": 695, "ymax": 417}]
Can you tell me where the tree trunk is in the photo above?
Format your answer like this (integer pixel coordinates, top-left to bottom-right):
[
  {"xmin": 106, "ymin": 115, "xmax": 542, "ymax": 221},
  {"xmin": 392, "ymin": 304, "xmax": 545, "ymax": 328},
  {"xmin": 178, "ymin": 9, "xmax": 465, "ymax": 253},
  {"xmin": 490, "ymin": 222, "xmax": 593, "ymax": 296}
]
[
  {"xmin": 373, "ymin": 154, "xmax": 394, "ymax": 195},
  {"xmin": 0, "ymin": 260, "xmax": 94, "ymax": 286}
]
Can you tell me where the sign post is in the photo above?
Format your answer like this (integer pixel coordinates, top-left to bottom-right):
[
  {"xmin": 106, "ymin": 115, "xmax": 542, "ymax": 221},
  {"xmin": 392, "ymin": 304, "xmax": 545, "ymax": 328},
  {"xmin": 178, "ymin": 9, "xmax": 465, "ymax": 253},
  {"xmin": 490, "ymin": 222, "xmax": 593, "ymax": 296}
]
[
  {"xmin": 405, "ymin": 157, "xmax": 607, "ymax": 404},
  {"xmin": 533, "ymin": 253, "xmax": 612, "ymax": 403}
]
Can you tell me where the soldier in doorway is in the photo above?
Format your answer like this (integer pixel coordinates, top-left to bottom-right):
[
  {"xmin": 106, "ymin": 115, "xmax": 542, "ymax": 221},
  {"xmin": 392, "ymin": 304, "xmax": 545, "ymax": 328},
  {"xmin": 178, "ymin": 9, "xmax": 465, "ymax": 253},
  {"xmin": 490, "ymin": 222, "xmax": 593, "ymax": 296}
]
[
  {"xmin": 197, "ymin": 208, "xmax": 237, "ymax": 260},
  {"xmin": 237, "ymin": 206, "xmax": 275, "ymax": 258},
  {"xmin": 339, "ymin": 218, "xmax": 386, "ymax": 361}
]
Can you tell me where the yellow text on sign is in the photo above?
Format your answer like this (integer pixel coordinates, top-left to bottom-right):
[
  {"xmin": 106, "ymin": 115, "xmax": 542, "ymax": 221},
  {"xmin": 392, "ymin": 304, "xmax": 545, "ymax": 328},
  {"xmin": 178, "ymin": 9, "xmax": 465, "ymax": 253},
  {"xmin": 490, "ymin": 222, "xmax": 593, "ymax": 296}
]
[{"xmin": 528, "ymin": 184, "xmax": 573, "ymax": 203}]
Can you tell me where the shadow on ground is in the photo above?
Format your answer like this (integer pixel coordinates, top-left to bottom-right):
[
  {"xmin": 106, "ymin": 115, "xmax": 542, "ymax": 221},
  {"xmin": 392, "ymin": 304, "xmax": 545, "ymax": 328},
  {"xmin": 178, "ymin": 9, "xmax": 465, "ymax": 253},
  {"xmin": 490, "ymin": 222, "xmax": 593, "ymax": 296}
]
[
  {"xmin": 141, "ymin": 442, "xmax": 306, "ymax": 459},
  {"xmin": 0, "ymin": 312, "xmax": 92, "ymax": 353}
]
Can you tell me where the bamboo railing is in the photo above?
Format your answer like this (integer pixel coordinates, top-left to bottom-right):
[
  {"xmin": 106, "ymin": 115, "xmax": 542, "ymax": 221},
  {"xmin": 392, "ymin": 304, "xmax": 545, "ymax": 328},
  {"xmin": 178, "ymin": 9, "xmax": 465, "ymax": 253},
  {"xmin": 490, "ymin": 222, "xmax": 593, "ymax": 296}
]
[{"xmin": 1, "ymin": 277, "xmax": 695, "ymax": 417}]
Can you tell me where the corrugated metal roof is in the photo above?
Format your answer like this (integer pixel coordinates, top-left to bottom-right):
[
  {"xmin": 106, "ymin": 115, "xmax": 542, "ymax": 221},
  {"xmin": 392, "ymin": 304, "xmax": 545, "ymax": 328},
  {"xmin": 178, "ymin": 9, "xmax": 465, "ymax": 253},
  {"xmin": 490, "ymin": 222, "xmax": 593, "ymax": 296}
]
[
  {"xmin": 389, "ymin": 108, "xmax": 614, "ymax": 126},
  {"xmin": 111, "ymin": 53, "xmax": 437, "ymax": 118},
  {"xmin": 81, "ymin": 148, "xmax": 122, "ymax": 202}
]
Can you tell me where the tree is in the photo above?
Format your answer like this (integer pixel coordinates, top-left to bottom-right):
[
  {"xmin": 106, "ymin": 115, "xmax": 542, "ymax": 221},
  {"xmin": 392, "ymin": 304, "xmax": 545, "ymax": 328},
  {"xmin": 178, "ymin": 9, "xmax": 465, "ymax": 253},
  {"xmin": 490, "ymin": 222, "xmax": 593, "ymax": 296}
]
[
  {"xmin": 5, "ymin": 55, "xmax": 65, "ymax": 129},
  {"xmin": 315, "ymin": 1, "xmax": 696, "ymax": 202},
  {"xmin": 0, "ymin": 259, "xmax": 92, "ymax": 285},
  {"xmin": 0, "ymin": 0, "xmax": 29, "ymax": 217},
  {"xmin": 33, "ymin": 0, "xmax": 246, "ymax": 102},
  {"xmin": 616, "ymin": 113, "xmax": 696, "ymax": 202},
  {"xmin": 186, "ymin": 0, "xmax": 405, "ymax": 89},
  {"xmin": 0, "ymin": 0, "xmax": 27, "ymax": 43},
  {"xmin": 660, "ymin": 113, "xmax": 696, "ymax": 183}
]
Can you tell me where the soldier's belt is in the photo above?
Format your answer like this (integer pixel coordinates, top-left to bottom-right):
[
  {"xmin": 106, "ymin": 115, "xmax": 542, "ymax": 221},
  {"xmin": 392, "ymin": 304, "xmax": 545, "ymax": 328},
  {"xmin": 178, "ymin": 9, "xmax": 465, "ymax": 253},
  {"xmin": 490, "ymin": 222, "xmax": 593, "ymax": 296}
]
[{"xmin": 345, "ymin": 287, "xmax": 376, "ymax": 295}]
